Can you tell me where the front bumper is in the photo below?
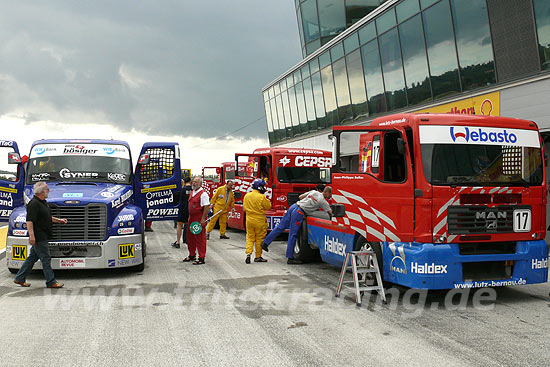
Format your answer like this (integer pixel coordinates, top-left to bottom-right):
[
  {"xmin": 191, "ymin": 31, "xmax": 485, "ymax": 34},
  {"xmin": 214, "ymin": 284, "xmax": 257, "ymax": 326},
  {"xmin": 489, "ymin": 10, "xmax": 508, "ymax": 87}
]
[
  {"xmin": 5, "ymin": 234, "xmax": 144, "ymax": 270},
  {"xmin": 383, "ymin": 240, "xmax": 549, "ymax": 289}
]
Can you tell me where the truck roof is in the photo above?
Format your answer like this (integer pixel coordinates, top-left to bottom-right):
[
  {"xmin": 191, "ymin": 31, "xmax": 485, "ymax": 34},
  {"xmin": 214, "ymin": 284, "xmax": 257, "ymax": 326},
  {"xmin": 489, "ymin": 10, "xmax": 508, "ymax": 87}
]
[
  {"xmin": 31, "ymin": 139, "xmax": 131, "ymax": 147},
  {"xmin": 366, "ymin": 113, "xmax": 539, "ymax": 131}
]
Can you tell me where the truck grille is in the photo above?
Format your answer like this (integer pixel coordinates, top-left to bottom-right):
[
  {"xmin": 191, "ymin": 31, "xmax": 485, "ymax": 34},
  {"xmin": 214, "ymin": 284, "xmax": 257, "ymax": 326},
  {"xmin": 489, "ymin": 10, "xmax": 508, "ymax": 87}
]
[
  {"xmin": 447, "ymin": 205, "xmax": 527, "ymax": 235},
  {"xmin": 287, "ymin": 192, "xmax": 302, "ymax": 206},
  {"xmin": 50, "ymin": 204, "xmax": 107, "ymax": 241}
]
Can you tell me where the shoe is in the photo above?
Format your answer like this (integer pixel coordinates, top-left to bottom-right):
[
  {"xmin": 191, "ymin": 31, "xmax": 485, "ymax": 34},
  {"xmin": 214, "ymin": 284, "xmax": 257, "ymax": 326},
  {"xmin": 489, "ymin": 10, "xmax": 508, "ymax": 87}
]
[
  {"xmin": 171, "ymin": 242, "xmax": 180, "ymax": 249},
  {"xmin": 192, "ymin": 258, "xmax": 205, "ymax": 265},
  {"xmin": 14, "ymin": 280, "xmax": 30, "ymax": 287},
  {"xmin": 245, "ymin": 255, "xmax": 251, "ymax": 264},
  {"xmin": 145, "ymin": 227, "xmax": 154, "ymax": 232},
  {"xmin": 254, "ymin": 257, "xmax": 268, "ymax": 263},
  {"xmin": 287, "ymin": 258, "xmax": 303, "ymax": 265},
  {"xmin": 220, "ymin": 235, "xmax": 230, "ymax": 239},
  {"xmin": 47, "ymin": 282, "xmax": 64, "ymax": 288},
  {"xmin": 261, "ymin": 242, "xmax": 269, "ymax": 252},
  {"xmin": 206, "ymin": 233, "xmax": 210, "ymax": 240},
  {"xmin": 183, "ymin": 256, "xmax": 196, "ymax": 262}
]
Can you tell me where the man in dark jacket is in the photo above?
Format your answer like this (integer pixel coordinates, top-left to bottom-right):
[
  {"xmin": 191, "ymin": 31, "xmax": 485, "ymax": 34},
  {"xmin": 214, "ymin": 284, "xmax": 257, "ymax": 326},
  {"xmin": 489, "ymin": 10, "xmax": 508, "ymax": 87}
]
[
  {"xmin": 14, "ymin": 182, "xmax": 67, "ymax": 288},
  {"xmin": 172, "ymin": 176, "xmax": 192, "ymax": 248}
]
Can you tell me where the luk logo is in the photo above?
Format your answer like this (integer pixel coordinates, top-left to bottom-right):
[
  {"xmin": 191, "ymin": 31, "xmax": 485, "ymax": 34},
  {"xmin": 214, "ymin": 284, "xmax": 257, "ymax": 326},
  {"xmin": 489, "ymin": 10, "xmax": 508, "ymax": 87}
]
[
  {"xmin": 532, "ymin": 258, "xmax": 548, "ymax": 270},
  {"xmin": 450, "ymin": 126, "xmax": 518, "ymax": 144},
  {"xmin": 12, "ymin": 245, "xmax": 27, "ymax": 260},
  {"xmin": 118, "ymin": 244, "xmax": 135, "ymax": 259}
]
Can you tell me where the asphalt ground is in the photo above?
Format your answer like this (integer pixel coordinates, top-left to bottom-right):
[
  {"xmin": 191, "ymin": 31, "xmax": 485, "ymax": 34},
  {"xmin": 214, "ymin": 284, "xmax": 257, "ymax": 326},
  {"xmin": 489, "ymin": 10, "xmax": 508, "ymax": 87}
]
[{"xmin": 0, "ymin": 221, "xmax": 549, "ymax": 367}]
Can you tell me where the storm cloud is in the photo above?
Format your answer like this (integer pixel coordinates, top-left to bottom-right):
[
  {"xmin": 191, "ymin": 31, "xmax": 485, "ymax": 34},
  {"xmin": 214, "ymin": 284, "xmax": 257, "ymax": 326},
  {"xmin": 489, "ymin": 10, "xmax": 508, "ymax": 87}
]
[{"xmin": 0, "ymin": 1, "xmax": 301, "ymax": 140}]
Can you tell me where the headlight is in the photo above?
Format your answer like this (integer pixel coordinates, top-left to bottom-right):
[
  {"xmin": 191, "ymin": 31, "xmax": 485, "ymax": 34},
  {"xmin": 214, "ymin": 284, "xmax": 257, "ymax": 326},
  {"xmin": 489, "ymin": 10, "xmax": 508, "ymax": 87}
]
[
  {"xmin": 127, "ymin": 221, "xmax": 132, "ymax": 227},
  {"xmin": 119, "ymin": 222, "xmax": 124, "ymax": 227},
  {"xmin": 22, "ymin": 223, "xmax": 27, "ymax": 229},
  {"xmin": 14, "ymin": 223, "xmax": 20, "ymax": 228}
]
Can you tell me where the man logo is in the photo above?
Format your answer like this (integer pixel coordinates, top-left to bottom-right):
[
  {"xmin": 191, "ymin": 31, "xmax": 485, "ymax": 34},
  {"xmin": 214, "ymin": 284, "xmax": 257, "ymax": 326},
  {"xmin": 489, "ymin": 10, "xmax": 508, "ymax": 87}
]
[
  {"xmin": 118, "ymin": 244, "xmax": 135, "ymax": 259},
  {"xmin": 12, "ymin": 245, "xmax": 27, "ymax": 261},
  {"xmin": 450, "ymin": 127, "xmax": 469, "ymax": 142}
]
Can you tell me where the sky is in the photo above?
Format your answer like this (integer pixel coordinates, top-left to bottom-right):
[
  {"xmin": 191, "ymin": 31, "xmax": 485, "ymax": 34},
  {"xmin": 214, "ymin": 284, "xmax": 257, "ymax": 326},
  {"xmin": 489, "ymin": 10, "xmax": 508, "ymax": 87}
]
[{"xmin": 0, "ymin": 0, "xmax": 302, "ymax": 173}]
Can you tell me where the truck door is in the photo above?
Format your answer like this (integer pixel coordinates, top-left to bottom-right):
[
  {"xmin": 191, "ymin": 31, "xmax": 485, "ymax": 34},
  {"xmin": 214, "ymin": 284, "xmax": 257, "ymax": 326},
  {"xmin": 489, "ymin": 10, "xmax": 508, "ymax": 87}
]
[
  {"xmin": 0, "ymin": 141, "xmax": 24, "ymax": 222},
  {"xmin": 134, "ymin": 142, "xmax": 182, "ymax": 221},
  {"xmin": 202, "ymin": 166, "xmax": 221, "ymax": 197},
  {"xmin": 234, "ymin": 153, "xmax": 272, "ymax": 198}
]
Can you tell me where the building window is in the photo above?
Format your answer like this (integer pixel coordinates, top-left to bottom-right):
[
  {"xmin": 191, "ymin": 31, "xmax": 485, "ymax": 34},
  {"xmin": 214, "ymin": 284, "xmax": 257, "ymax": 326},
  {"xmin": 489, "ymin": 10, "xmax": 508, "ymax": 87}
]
[
  {"xmin": 451, "ymin": 0, "xmax": 496, "ymax": 90},
  {"xmin": 321, "ymin": 65, "xmax": 339, "ymax": 128},
  {"xmin": 361, "ymin": 39, "xmax": 387, "ymax": 114},
  {"xmin": 301, "ymin": 0, "xmax": 320, "ymax": 43},
  {"xmin": 311, "ymin": 72, "xmax": 327, "ymax": 129},
  {"xmin": 423, "ymin": 0, "xmax": 461, "ymax": 98},
  {"xmin": 333, "ymin": 58, "xmax": 353, "ymax": 123},
  {"xmin": 288, "ymin": 87, "xmax": 301, "ymax": 137},
  {"xmin": 399, "ymin": 14, "xmax": 432, "ymax": 105},
  {"xmin": 303, "ymin": 77, "xmax": 318, "ymax": 131},
  {"xmin": 396, "ymin": 0, "xmax": 420, "ymax": 23},
  {"xmin": 318, "ymin": 0, "xmax": 346, "ymax": 38},
  {"xmin": 281, "ymin": 90, "xmax": 293, "ymax": 138},
  {"xmin": 379, "ymin": 28, "xmax": 407, "ymax": 110},
  {"xmin": 269, "ymin": 98, "xmax": 280, "ymax": 143},
  {"xmin": 265, "ymin": 101, "xmax": 275, "ymax": 144},
  {"xmin": 346, "ymin": 48, "xmax": 369, "ymax": 120},
  {"xmin": 533, "ymin": 0, "xmax": 550, "ymax": 70},
  {"xmin": 275, "ymin": 94, "xmax": 287, "ymax": 140},
  {"xmin": 295, "ymin": 82, "xmax": 309, "ymax": 135}
]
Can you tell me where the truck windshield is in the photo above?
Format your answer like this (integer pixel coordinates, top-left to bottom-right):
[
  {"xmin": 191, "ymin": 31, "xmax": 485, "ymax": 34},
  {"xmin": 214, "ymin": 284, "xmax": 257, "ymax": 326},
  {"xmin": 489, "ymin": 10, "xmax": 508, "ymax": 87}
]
[
  {"xmin": 277, "ymin": 167, "xmax": 331, "ymax": 183},
  {"xmin": 26, "ymin": 144, "xmax": 132, "ymax": 185},
  {"xmin": 421, "ymin": 144, "xmax": 543, "ymax": 186}
]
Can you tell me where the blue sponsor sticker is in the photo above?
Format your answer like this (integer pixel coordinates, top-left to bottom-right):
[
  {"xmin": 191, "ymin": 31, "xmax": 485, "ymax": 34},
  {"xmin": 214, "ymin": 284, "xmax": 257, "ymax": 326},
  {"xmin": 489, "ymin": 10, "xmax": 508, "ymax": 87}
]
[
  {"xmin": 108, "ymin": 259, "xmax": 116, "ymax": 267},
  {"xmin": 63, "ymin": 193, "xmax": 83, "ymax": 198}
]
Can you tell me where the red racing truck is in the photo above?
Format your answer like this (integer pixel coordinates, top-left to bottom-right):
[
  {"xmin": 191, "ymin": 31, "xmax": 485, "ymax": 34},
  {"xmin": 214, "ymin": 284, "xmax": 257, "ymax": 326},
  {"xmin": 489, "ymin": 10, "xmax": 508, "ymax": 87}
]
[
  {"xmin": 302, "ymin": 113, "xmax": 548, "ymax": 289},
  {"xmin": 229, "ymin": 148, "xmax": 331, "ymax": 231}
]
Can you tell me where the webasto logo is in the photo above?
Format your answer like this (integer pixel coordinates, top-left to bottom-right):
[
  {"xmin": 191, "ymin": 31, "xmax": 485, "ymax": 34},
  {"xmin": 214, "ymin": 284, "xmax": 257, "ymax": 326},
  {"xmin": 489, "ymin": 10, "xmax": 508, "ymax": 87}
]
[{"xmin": 450, "ymin": 127, "xmax": 518, "ymax": 144}]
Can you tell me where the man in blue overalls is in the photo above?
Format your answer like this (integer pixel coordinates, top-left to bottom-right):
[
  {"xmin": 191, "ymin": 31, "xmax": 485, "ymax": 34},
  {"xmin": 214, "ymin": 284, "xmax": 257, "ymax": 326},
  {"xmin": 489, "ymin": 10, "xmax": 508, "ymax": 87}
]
[{"xmin": 261, "ymin": 185, "xmax": 332, "ymax": 264}]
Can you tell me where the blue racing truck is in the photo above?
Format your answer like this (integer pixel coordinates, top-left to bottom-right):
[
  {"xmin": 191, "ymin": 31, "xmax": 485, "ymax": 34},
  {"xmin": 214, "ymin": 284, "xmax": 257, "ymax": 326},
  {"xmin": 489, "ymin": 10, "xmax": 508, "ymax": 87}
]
[{"xmin": 0, "ymin": 139, "xmax": 182, "ymax": 272}]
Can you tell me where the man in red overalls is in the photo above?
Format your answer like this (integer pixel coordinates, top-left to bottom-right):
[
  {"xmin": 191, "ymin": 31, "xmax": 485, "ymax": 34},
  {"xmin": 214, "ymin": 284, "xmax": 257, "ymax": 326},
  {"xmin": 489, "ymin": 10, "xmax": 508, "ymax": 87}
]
[{"xmin": 183, "ymin": 176, "xmax": 210, "ymax": 265}]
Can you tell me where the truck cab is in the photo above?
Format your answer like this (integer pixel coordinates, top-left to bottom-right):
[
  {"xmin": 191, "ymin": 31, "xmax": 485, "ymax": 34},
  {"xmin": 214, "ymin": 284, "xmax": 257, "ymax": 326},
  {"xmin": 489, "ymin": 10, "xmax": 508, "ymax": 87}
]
[
  {"xmin": 2, "ymin": 139, "xmax": 182, "ymax": 272},
  {"xmin": 229, "ymin": 147, "xmax": 331, "ymax": 231},
  {"xmin": 303, "ymin": 113, "xmax": 548, "ymax": 289}
]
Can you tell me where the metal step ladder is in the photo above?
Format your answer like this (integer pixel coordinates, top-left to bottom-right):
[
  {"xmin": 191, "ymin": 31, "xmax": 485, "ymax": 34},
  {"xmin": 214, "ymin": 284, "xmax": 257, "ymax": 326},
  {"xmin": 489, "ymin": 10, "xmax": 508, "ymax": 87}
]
[{"xmin": 335, "ymin": 250, "xmax": 386, "ymax": 306}]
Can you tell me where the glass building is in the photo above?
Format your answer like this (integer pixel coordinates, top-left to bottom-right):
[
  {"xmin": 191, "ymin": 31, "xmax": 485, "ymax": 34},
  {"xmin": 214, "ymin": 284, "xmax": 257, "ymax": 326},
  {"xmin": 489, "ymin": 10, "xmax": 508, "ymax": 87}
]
[
  {"xmin": 264, "ymin": 0, "xmax": 550, "ymax": 150},
  {"xmin": 296, "ymin": 0, "xmax": 389, "ymax": 57}
]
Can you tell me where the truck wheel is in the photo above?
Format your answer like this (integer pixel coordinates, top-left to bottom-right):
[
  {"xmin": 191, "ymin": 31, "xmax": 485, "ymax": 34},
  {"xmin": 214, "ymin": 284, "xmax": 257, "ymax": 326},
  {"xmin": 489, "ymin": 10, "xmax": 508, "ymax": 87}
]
[
  {"xmin": 8, "ymin": 268, "xmax": 18, "ymax": 274},
  {"xmin": 293, "ymin": 219, "xmax": 317, "ymax": 262},
  {"xmin": 354, "ymin": 236, "xmax": 384, "ymax": 284}
]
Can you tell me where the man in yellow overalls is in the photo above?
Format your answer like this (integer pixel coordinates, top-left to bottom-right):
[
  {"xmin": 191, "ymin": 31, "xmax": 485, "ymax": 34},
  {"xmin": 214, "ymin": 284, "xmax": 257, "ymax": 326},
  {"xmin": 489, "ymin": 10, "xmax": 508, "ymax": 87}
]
[
  {"xmin": 243, "ymin": 179, "xmax": 271, "ymax": 264},
  {"xmin": 206, "ymin": 180, "xmax": 235, "ymax": 240}
]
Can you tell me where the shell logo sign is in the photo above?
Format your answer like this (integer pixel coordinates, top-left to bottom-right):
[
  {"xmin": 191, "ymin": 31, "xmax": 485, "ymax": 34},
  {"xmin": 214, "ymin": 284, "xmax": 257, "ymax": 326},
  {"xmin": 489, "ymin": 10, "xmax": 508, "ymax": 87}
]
[{"xmin": 415, "ymin": 91, "xmax": 500, "ymax": 116}]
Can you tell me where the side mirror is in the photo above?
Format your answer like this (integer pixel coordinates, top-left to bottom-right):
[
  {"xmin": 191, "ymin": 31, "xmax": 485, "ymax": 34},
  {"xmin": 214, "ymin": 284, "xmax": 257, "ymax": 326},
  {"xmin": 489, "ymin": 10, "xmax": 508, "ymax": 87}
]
[
  {"xmin": 329, "ymin": 134, "xmax": 337, "ymax": 166},
  {"xmin": 8, "ymin": 152, "xmax": 21, "ymax": 164},
  {"xmin": 137, "ymin": 154, "xmax": 150, "ymax": 165},
  {"xmin": 397, "ymin": 138, "xmax": 406, "ymax": 155},
  {"xmin": 234, "ymin": 191, "xmax": 242, "ymax": 199},
  {"xmin": 331, "ymin": 203, "xmax": 346, "ymax": 218}
]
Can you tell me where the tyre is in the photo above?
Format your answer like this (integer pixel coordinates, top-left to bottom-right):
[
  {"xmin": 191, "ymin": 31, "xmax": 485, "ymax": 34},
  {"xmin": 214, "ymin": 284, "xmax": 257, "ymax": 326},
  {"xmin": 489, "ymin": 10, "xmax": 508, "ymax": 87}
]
[
  {"xmin": 8, "ymin": 268, "xmax": 18, "ymax": 274},
  {"xmin": 354, "ymin": 236, "xmax": 384, "ymax": 284},
  {"xmin": 293, "ymin": 219, "xmax": 317, "ymax": 262}
]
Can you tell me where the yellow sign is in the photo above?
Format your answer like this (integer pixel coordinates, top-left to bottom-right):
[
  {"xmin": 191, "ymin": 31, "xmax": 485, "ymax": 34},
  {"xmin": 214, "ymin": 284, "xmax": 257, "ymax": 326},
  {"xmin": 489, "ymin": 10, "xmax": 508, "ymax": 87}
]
[
  {"xmin": 416, "ymin": 91, "xmax": 500, "ymax": 117},
  {"xmin": 140, "ymin": 184, "xmax": 176, "ymax": 193},
  {"xmin": 118, "ymin": 243, "xmax": 135, "ymax": 259},
  {"xmin": 0, "ymin": 186, "xmax": 17, "ymax": 194},
  {"xmin": 12, "ymin": 245, "xmax": 27, "ymax": 261}
]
